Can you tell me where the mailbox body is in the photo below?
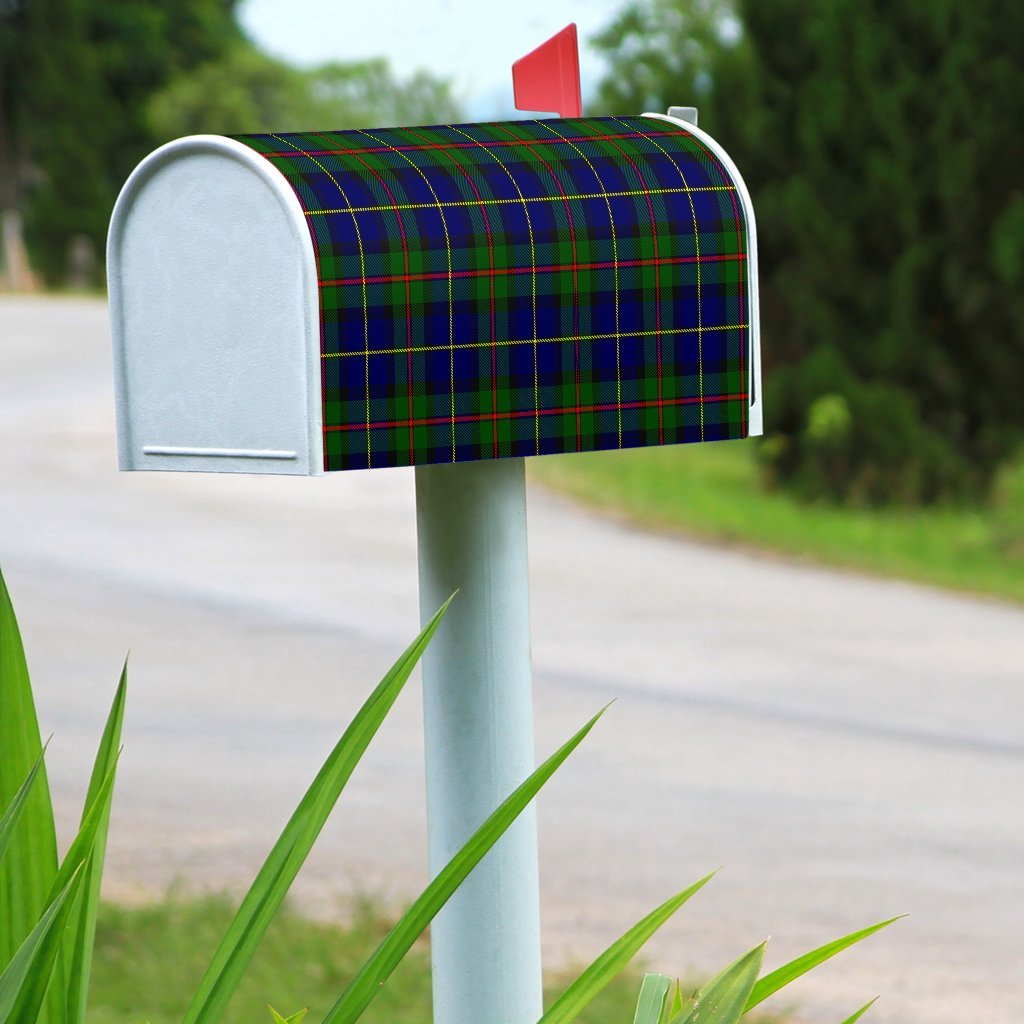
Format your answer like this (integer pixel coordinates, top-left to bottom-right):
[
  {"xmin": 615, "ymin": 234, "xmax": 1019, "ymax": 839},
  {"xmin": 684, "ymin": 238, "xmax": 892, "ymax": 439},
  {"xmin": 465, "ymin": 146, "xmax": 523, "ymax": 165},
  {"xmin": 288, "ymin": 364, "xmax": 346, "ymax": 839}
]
[{"xmin": 108, "ymin": 113, "xmax": 760, "ymax": 475}]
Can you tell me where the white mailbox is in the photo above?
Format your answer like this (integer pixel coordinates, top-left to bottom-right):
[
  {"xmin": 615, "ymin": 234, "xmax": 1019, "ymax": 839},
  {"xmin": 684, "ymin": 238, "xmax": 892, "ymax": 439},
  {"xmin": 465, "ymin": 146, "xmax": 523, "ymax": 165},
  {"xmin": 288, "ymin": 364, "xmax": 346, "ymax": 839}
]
[
  {"xmin": 108, "ymin": 136, "xmax": 321, "ymax": 476},
  {"xmin": 108, "ymin": 114, "xmax": 760, "ymax": 476}
]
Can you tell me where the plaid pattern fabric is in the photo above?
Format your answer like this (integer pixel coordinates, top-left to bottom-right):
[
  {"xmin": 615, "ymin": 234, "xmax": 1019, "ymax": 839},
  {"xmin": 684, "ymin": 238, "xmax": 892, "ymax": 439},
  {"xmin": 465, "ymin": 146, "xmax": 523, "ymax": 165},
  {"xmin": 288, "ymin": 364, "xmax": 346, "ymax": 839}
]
[{"xmin": 235, "ymin": 116, "xmax": 751, "ymax": 472}]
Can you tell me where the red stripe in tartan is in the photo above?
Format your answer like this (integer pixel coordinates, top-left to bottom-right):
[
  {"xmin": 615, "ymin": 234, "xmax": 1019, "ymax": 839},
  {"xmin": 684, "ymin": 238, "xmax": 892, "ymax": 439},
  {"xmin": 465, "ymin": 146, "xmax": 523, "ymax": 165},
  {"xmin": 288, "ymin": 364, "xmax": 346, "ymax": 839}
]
[
  {"xmin": 270, "ymin": 133, "xmax": 330, "ymax": 470},
  {"xmin": 318, "ymin": 252, "xmax": 745, "ymax": 288},
  {"xmin": 589, "ymin": 119, "xmax": 665, "ymax": 444},
  {"xmin": 683, "ymin": 131, "xmax": 748, "ymax": 438},
  {"xmin": 310, "ymin": 129, "xmax": 419, "ymax": 463},
  {"xmin": 323, "ymin": 393, "xmax": 749, "ymax": 433},
  {"xmin": 404, "ymin": 125, "xmax": 502, "ymax": 459},
  {"xmin": 726, "ymin": 170, "xmax": 746, "ymax": 437},
  {"xmin": 491, "ymin": 121, "xmax": 583, "ymax": 451},
  {"xmin": 721, "ymin": 155, "xmax": 746, "ymax": 437},
  {"xmin": 257, "ymin": 130, "xmax": 686, "ymax": 160},
  {"xmin": 240, "ymin": 116, "xmax": 754, "ymax": 469}
]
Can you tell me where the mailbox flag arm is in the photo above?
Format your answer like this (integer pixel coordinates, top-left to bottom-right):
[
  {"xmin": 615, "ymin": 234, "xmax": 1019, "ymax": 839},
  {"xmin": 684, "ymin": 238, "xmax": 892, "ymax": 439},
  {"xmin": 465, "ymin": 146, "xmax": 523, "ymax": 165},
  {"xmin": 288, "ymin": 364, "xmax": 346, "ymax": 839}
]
[{"xmin": 512, "ymin": 24, "xmax": 583, "ymax": 117}]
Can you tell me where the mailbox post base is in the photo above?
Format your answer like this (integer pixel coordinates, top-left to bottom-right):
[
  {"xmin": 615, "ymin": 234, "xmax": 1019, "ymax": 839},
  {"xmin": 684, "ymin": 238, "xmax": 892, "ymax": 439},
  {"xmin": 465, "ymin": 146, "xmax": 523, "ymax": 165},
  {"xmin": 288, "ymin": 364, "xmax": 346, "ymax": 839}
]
[{"xmin": 415, "ymin": 457, "xmax": 542, "ymax": 1024}]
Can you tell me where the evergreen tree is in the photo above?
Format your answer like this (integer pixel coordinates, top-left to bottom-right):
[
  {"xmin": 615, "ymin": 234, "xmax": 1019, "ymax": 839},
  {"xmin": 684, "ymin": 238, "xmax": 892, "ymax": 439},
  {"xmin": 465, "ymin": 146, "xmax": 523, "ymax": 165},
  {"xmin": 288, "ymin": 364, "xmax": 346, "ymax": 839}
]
[
  {"xmin": 595, "ymin": 0, "xmax": 1024, "ymax": 503},
  {"xmin": 0, "ymin": 0, "xmax": 463, "ymax": 287},
  {"xmin": 1, "ymin": 0, "xmax": 242, "ymax": 284},
  {"xmin": 146, "ymin": 49, "xmax": 463, "ymax": 140}
]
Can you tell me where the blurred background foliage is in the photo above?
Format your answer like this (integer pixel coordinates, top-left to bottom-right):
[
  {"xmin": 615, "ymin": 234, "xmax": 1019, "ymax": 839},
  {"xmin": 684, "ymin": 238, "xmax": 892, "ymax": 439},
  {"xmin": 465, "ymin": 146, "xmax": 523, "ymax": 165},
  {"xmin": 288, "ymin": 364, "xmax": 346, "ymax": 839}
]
[
  {"xmin": 1, "ymin": 0, "xmax": 1022, "ymax": 514},
  {"xmin": 147, "ymin": 50, "xmax": 463, "ymax": 142},
  {"xmin": 594, "ymin": 0, "xmax": 1024, "ymax": 506},
  {"xmin": 0, "ymin": 0, "xmax": 463, "ymax": 283}
]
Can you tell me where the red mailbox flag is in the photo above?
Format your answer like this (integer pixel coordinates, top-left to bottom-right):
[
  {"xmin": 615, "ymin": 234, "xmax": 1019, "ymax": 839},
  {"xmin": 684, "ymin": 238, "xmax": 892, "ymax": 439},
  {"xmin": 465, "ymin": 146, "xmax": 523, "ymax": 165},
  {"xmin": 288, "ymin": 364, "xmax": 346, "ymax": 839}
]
[{"xmin": 512, "ymin": 24, "xmax": 583, "ymax": 118}]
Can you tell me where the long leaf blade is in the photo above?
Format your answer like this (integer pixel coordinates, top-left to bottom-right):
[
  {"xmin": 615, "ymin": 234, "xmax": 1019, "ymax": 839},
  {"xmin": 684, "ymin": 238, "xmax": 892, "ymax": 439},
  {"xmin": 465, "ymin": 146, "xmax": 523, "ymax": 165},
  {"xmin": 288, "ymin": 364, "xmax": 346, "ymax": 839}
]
[
  {"xmin": 633, "ymin": 973, "xmax": 672, "ymax": 1024},
  {"xmin": 540, "ymin": 873, "xmax": 715, "ymax": 1024},
  {"xmin": 269, "ymin": 1009, "xmax": 308, "ymax": 1024},
  {"xmin": 0, "ymin": 868, "xmax": 84, "ymax": 1024},
  {"xmin": 66, "ymin": 662, "xmax": 127, "ymax": 1024},
  {"xmin": 12, "ymin": 762, "xmax": 119, "ymax": 1022},
  {"xmin": 0, "ymin": 568, "xmax": 59, "ymax": 1001},
  {"xmin": 321, "ymin": 709, "xmax": 606, "ymax": 1024},
  {"xmin": 666, "ymin": 980, "xmax": 684, "ymax": 1021},
  {"xmin": 671, "ymin": 943, "xmax": 765, "ymax": 1024},
  {"xmin": 183, "ymin": 598, "xmax": 453, "ymax": 1024},
  {"xmin": 840, "ymin": 997, "xmax": 878, "ymax": 1023},
  {"xmin": 0, "ymin": 750, "xmax": 46, "ymax": 870},
  {"xmin": 745, "ymin": 918, "xmax": 901, "ymax": 1012},
  {"xmin": 48, "ymin": 762, "xmax": 119, "ymax": 905}
]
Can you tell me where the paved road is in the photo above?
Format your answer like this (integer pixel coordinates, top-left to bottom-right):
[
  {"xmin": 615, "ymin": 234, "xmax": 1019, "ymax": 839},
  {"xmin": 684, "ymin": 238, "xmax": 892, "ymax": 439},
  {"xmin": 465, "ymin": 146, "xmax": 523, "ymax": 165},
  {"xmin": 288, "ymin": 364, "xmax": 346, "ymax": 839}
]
[{"xmin": 1, "ymin": 296, "xmax": 1022, "ymax": 1022}]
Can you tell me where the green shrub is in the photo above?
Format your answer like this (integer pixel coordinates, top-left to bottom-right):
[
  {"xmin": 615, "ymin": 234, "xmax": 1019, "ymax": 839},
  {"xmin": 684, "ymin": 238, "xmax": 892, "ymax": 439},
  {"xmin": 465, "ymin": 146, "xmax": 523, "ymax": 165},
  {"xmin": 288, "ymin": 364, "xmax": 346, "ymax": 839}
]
[
  {"xmin": 991, "ymin": 453, "xmax": 1024, "ymax": 557},
  {"xmin": 759, "ymin": 346, "xmax": 977, "ymax": 505},
  {"xmin": 594, "ymin": 0, "xmax": 1024, "ymax": 506}
]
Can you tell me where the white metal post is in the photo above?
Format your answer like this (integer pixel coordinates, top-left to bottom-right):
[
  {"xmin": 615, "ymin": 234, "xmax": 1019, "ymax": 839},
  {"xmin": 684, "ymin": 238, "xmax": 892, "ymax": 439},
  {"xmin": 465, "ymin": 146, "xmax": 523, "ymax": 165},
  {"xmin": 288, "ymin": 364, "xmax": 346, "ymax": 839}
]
[{"xmin": 415, "ymin": 457, "xmax": 543, "ymax": 1024}]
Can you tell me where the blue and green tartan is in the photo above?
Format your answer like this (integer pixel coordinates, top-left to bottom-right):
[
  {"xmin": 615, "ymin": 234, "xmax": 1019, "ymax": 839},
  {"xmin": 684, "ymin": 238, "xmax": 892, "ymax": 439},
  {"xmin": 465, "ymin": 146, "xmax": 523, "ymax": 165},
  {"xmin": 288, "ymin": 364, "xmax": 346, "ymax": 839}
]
[{"xmin": 235, "ymin": 116, "xmax": 752, "ymax": 472}]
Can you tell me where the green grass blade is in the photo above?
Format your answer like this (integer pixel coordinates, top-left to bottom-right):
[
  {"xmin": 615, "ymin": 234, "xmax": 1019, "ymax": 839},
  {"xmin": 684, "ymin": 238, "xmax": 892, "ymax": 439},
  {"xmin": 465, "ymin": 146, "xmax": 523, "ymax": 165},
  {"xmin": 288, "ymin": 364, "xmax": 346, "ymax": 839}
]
[
  {"xmin": 745, "ymin": 918, "xmax": 902, "ymax": 1012},
  {"xmin": 0, "ymin": 567, "xmax": 59, "ymax": 989},
  {"xmin": 670, "ymin": 943, "xmax": 765, "ymax": 1024},
  {"xmin": 66, "ymin": 663, "xmax": 127, "ymax": 1024},
  {"xmin": 49, "ymin": 762, "xmax": 118, "ymax": 904},
  {"xmin": 0, "ymin": 749, "xmax": 46, "ymax": 870},
  {"xmin": 321, "ymin": 709, "xmax": 606, "ymax": 1024},
  {"xmin": 539, "ymin": 873, "xmax": 715, "ymax": 1024},
  {"xmin": 0, "ymin": 867, "xmax": 84, "ymax": 1024},
  {"xmin": 839, "ymin": 998, "xmax": 878, "ymax": 1024},
  {"xmin": 182, "ymin": 598, "xmax": 453, "ymax": 1024},
  {"xmin": 269, "ymin": 1009, "xmax": 308, "ymax": 1024},
  {"xmin": 12, "ymin": 762, "xmax": 118, "ymax": 1022},
  {"xmin": 666, "ymin": 980, "xmax": 684, "ymax": 1020},
  {"xmin": 633, "ymin": 973, "xmax": 671, "ymax": 1024}
]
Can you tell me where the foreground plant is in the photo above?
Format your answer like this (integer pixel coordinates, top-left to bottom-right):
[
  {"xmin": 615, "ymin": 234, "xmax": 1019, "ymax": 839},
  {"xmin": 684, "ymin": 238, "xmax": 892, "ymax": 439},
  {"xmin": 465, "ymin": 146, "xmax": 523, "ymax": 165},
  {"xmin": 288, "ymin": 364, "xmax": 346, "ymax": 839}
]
[
  {"xmin": 616, "ymin": 920, "xmax": 894, "ymax": 1024},
  {"xmin": 524, "ymin": 884, "xmax": 897, "ymax": 1024},
  {"xmin": 0, "ymin": 568, "xmax": 596, "ymax": 1024},
  {"xmin": 269, "ymin": 1010, "xmax": 307, "ymax": 1024},
  {"xmin": 265, "ymin": 885, "xmax": 897, "ymax": 1024},
  {"xmin": 1, "ymin": 564, "xmax": 898, "ymax": 1024},
  {"xmin": 0, "ymin": 566, "xmax": 124, "ymax": 1024}
]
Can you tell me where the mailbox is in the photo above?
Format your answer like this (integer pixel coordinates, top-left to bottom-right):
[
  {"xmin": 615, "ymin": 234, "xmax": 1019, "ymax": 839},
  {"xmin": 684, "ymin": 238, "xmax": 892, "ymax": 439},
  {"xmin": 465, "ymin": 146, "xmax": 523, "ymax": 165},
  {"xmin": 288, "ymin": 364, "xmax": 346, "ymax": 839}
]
[
  {"xmin": 108, "ymin": 112, "xmax": 760, "ymax": 475},
  {"xmin": 106, "ymin": 76, "xmax": 766, "ymax": 1024}
]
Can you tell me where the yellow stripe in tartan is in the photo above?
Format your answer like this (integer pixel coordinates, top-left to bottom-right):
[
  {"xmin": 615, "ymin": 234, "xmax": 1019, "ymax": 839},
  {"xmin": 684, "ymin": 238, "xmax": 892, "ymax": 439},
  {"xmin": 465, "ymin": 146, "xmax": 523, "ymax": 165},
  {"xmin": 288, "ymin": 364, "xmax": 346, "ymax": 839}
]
[
  {"xmin": 535, "ymin": 120, "xmax": 624, "ymax": 448},
  {"xmin": 356, "ymin": 126, "xmax": 458, "ymax": 462},
  {"xmin": 447, "ymin": 122, "xmax": 541, "ymax": 455},
  {"xmin": 304, "ymin": 186, "xmax": 736, "ymax": 216},
  {"xmin": 270, "ymin": 132, "xmax": 373, "ymax": 463},
  {"xmin": 493, "ymin": 121, "xmax": 584, "ymax": 452},
  {"xmin": 614, "ymin": 117, "xmax": 706, "ymax": 441},
  {"xmin": 323, "ymin": 324, "xmax": 750, "ymax": 359}
]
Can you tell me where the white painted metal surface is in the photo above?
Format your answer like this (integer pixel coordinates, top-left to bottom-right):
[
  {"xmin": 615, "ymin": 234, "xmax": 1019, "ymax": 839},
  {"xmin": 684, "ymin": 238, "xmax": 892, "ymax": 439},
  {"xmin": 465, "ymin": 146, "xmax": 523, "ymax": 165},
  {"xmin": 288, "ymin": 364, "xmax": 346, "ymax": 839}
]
[
  {"xmin": 107, "ymin": 136, "xmax": 323, "ymax": 476},
  {"xmin": 415, "ymin": 458, "xmax": 542, "ymax": 1024},
  {"xmin": 666, "ymin": 105, "xmax": 698, "ymax": 125},
  {"xmin": 643, "ymin": 111, "xmax": 763, "ymax": 437}
]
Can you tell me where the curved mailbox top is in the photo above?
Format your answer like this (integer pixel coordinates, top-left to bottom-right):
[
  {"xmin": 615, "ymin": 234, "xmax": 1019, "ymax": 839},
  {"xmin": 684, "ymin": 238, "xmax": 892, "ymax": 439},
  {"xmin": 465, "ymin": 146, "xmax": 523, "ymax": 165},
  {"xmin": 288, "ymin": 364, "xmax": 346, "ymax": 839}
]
[{"xmin": 109, "ymin": 113, "xmax": 759, "ymax": 475}]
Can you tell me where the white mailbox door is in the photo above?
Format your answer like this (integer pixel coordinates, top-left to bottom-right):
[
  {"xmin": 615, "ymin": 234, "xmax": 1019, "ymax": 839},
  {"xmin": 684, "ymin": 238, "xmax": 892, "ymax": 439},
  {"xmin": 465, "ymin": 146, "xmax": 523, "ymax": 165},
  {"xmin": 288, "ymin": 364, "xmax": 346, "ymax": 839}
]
[{"xmin": 108, "ymin": 137, "xmax": 322, "ymax": 476}]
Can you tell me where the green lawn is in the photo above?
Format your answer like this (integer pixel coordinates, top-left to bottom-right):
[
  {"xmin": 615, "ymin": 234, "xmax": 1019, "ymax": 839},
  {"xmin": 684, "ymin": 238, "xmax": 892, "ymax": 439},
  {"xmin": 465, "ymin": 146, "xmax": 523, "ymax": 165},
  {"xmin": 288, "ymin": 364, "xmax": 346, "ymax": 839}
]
[
  {"xmin": 87, "ymin": 895, "xmax": 646, "ymax": 1024},
  {"xmin": 530, "ymin": 442, "xmax": 1024, "ymax": 604}
]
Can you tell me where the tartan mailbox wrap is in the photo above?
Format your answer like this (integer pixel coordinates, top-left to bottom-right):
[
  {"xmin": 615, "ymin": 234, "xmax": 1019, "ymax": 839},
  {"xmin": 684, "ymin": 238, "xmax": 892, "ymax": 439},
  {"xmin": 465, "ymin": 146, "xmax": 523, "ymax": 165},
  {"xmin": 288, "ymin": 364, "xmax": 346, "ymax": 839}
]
[{"xmin": 233, "ymin": 115, "xmax": 757, "ymax": 472}]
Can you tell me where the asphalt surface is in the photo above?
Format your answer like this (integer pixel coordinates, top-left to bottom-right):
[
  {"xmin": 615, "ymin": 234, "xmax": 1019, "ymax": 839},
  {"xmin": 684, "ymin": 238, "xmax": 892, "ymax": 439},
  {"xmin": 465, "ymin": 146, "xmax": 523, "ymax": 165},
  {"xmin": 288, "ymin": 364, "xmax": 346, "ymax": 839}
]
[{"xmin": 1, "ymin": 296, "xmax": 1022, "ymax": 1022}]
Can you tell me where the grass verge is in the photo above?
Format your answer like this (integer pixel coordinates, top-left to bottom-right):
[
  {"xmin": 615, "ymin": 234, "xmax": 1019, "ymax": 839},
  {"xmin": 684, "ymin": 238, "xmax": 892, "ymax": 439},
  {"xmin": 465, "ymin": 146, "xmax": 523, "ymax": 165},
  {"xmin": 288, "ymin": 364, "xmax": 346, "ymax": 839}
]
[
  {"xmin": 530, "ymin": 443, "xmax": 1024, "ymax": 604},
  {"xmin": 87, "ymin": 894, "xmax": 645, "ymax": 1024}
]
